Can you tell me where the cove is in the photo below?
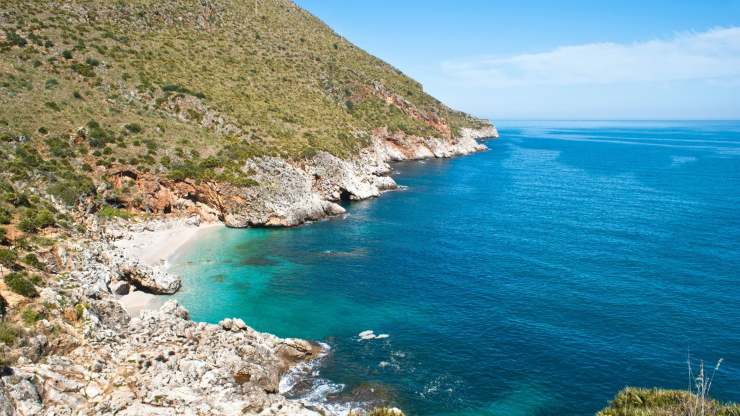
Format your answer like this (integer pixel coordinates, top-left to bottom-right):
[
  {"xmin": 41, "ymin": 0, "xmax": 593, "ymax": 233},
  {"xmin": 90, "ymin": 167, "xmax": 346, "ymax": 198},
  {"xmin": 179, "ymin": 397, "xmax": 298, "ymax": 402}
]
[{"xmin": 169, "ymin": 121, "xmax": 740, "ymax": 416}]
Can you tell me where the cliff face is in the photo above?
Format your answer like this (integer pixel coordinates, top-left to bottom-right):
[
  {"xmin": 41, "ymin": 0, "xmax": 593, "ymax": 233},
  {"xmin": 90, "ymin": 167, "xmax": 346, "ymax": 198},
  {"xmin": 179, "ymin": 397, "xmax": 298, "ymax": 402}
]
[{"xmin": 111, "ymin": 125, "xmax": 498, "ymax": 227}]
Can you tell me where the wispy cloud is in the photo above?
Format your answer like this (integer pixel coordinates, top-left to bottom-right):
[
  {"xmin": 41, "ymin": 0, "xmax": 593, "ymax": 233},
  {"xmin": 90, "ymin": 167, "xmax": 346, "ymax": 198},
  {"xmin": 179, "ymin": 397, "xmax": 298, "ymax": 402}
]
[{"xmin": 442, "ymin": 27, "xmax": 740, "ymax": 87}]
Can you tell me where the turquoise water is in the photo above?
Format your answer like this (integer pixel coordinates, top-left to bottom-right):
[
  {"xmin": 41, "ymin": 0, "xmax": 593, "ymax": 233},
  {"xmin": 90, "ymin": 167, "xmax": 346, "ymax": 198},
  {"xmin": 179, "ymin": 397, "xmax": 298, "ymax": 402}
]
[{"xmin": 170, "ymin": 121, "xmax": 740, "ymax": 415}]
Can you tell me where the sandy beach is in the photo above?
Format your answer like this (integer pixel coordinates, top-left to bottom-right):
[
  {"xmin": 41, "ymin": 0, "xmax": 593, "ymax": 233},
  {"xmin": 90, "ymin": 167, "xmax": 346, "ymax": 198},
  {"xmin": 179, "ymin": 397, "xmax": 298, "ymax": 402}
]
[
  {"xmin": 114, "ymin": 219, "xmax": 223, "ymax": 268},
  {"xmin": 115, "ymin": 219, "xmax": 223, "ymax": 314}
]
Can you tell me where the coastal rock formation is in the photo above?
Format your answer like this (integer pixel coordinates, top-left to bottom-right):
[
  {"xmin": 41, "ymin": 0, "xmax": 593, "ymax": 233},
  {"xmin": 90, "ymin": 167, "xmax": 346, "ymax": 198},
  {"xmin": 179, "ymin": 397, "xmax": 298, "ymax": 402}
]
[
  {"xmin": 1, "ymin": 300, "xmax": 325, "ymax": 416},
  {"xmin": 218, "ymin": 127, "xmax": 497, "ymax": 228},
  {"xmin": 0, "ymin": 235, "xmax": 328, "ymax": 416},
  {"xmin": 97, "ymin": 126, "xmax": 498, "ymax": 229}
]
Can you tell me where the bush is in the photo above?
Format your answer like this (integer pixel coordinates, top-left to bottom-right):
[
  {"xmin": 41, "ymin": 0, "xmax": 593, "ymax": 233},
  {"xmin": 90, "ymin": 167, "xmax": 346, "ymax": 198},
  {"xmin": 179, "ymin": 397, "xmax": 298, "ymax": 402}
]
[
  {"xmin": 0, "ymin": 322, "xmax": 19, "ymax": 345},
  {"xmin": 23, "ymin": 253, "xmax": 43, "ymax": 270},
  {"xmin": 61, "ymin": 50, "xmax": 73, "ymax": 59},
  {"xmin": 0, "ymin": 248, "xmax": 17, "ymax": 268},
  {"xmin": 17, "ymin": 209, "xmax": 56, "ymax": 233},
  {"xmin": 85, "ymin": 57, "xmax": 100, "ymax": 67},
  {"xmin": 21, "ymin": 307, "xmax": 43, "ymax": 326},
  {"xmin": 124, "ymin": 123, "xmax": 143, "ymax": 133},
  {"xmin": 71, "ymin": 62, "xmax": 96, "ymax": 77},
  {"xmin": 4, "ymin": 272, "xmax": 38, "ymax": 297},
  {"xmin": 0, "ymin": 227, "xmax": 5, "ymax": 242},
  {"xmin": 3, "ymin": 30, "xmax": 27, "ymax": 48},
  {"xmin": 97, "ymin": 205, "xmax": 132, "ymax": 219}
]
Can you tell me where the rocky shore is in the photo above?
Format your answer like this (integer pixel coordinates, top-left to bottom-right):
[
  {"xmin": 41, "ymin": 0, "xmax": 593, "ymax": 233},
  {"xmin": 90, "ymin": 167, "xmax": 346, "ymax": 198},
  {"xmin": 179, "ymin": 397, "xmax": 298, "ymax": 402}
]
[
  {"xmin": 106, "ymin": 126, "xmax": 499, "ymax": 228},
  {"xmin": 0, "ymin": 126, "xmax": 497, "ymax": 415}
]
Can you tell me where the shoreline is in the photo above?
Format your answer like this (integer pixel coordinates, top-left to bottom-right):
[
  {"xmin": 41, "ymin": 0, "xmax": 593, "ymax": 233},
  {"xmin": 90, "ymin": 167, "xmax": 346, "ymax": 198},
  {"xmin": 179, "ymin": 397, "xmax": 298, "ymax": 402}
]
[
  {"xmin": 115, "ymin": 219, "xmax": 224, "ymax": 315},
  {"xmin": 106, "ymin": 127, "xmax": 499, "ymax": 413},
  {"xmin": 113, "ymin": 219, "xmax": 224, "ymax": 268}
]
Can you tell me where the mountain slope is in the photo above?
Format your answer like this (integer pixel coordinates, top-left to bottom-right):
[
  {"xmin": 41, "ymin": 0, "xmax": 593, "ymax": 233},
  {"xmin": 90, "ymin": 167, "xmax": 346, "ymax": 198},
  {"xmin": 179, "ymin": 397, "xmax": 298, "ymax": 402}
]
[{"xmin": 0, "ymin": 0, "xmax": 495, "ymax": 229}]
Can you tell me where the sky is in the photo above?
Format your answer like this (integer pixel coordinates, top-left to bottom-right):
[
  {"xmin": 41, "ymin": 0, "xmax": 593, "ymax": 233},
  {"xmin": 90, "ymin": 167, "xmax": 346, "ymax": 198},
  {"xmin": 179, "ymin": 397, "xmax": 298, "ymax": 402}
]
[{"xmin": 295, "ymin": 0, "xmax": 740, "ymax": 120}]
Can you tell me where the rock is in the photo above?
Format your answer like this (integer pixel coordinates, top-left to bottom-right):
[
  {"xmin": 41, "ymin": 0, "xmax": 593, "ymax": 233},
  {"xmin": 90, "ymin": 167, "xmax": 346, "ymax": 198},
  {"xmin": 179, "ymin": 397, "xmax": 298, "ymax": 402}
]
[
  {"xmin": 359, "ymin": 330, "xmax": 376, "ymax": 340},
  {"xmin": 110, "ymin": 280, "xmax": 131, "ymax": 295},
  {"xmin": 1, "ymin": 375, "xmax": 43, "ymax": 415},
  {"xmin": 22, "ymin": 335, "xmax": 48, "ymax": 362},
  {"xmin": 232, "ymin": 318, "xmax": 247, "ymax": 330},
  {"xmin": 219, "ymin": 318, "xmax": 233, "ymax": 330},
  {"xmin": 85, "ymin": 382, "xmax": 103, "ymax": 399},
  {"xmin": 39, "ymin": 288, "xmax": 62, "ymax": 307},
  {"xmin": 118, "ymin": 261, "xmax": 181, "ymax": 295},
  {"xmin": 159, "ymin": 300, "xmax": 189, "ymax": 320}
]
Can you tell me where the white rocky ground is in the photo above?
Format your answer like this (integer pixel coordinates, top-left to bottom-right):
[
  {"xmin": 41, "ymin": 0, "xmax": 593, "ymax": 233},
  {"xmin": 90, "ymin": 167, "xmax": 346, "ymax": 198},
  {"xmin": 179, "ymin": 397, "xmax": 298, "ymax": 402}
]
[
  {"xmin": 223, "ymin": 127, "xmax": 498, "ymax": 227},
  {"xmin": 0, "ymin": 218, "xmax": 331, "ymax": 415}
]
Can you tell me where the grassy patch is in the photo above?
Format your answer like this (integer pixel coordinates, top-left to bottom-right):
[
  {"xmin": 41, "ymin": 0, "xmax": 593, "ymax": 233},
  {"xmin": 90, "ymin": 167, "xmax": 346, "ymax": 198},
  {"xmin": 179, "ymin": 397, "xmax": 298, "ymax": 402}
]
[
  {"xmin": 3, "ymin": 271, "xmax": 38, "ymax": 297},
  {"xmin": 97, "ymin": 205, "xmax": 133, "ymax": 219},
  {"xmin": 0, "ymin": 322, "xmax": 20, "ymax": 345},
  {"xmin": 599, "ymin": 387, "xmax": 740, "ymax": 416}
]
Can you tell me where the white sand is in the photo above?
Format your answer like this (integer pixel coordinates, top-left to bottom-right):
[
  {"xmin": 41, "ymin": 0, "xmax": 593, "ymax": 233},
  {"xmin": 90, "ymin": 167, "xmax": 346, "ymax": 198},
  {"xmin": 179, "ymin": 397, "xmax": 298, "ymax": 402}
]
[
  {"xmin": 116, "ymin": 219, "xmax": 223, "ymax": 316},
  {"xmin": 119, "ymin": 290, "xmax": 165, "ymax": 317},
  {"xmin": 114, "ymin": 220, "xmax": 223, "ymax": 267}
]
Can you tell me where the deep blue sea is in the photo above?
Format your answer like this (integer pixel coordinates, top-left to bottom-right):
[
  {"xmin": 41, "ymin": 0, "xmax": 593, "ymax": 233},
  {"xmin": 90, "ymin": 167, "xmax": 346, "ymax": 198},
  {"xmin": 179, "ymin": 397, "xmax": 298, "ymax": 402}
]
[{"xmin": 170, "ymin": 121, "xmax": 740, "ymax": 415}]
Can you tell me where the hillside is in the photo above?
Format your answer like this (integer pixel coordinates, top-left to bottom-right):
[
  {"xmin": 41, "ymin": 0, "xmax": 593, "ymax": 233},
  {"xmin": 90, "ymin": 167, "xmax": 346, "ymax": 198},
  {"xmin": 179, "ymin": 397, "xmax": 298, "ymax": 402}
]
[
  {"xmin": 0, "ymin": 1, "xmax": 495, "ymax": 414},
  {"xmin": 0, "ymin": 0, "xmax": 492, "ymax": 223}
]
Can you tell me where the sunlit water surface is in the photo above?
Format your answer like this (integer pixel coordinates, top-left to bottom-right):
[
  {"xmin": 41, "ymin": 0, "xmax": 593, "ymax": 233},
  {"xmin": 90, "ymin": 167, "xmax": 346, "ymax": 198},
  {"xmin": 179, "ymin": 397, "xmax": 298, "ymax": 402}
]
[{"xmin": 170, "ymin": 121, "xmax": 740, "ymax": 415}]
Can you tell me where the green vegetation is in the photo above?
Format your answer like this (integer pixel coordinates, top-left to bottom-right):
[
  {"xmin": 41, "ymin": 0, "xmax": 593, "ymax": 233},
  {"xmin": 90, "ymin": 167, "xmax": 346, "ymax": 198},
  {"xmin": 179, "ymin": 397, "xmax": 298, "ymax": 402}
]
[
  {"xmin": 3, "ymin": 272, "xmax": 38, "ymax": 297},
  {"xmin": 97, "ymin": 205, "xmax": 133, "ymax": 219},
  {"xmin": 0, "ymin": 0, "xmax": 487, "ymax": 206},
  {"xmin": 599, "ymin": 387, "xmax": 740, "ymax": 416},
  {"xmin": 17, "ymin": 208, "xmax": 56, "ymax": 233},
  {"xmin": 21, "ymin": 306, "xmax": 44, "ymax": 326},
  {"xmin": 0, "ymin": 248, "xmax": 17, "ymax": 268},
  {"xmin": 0, "ymin": 322, "xmax": 19, "ymax": 345},
  {"xmin": 0, "ymin": 0, "xmax": 488, "ymax": 255},
  {"xmin": 23, "ymin": 252, "xmax": 44, "ymax": 270}
]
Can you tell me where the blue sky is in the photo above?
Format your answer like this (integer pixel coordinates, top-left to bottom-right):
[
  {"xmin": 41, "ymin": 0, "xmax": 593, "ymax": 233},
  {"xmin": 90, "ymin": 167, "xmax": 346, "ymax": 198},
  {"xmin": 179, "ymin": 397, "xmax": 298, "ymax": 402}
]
[{"xmin": 295, "ymin": 1, "xmax": 740, "ymax": 120}]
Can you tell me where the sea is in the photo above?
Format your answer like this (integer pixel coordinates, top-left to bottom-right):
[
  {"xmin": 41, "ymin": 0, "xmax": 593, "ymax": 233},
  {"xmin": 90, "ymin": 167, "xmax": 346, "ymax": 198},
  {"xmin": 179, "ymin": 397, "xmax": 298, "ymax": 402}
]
[{"xmin": 169, "ymin": 121, "xmax": 740, "ymax": 415}]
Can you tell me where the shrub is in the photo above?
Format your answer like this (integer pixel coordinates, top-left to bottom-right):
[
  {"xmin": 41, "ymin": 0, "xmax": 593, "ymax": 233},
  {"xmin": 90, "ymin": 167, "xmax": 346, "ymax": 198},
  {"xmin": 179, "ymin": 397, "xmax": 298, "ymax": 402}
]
[
  {"xmin": 97, "ymin": 205, "xmax": 132, "ymax": 219},
  {"xmin": 23, "ymin": 253, "xmax": 43, "ymax": 270},
  {"xmin": 0, "ymin": 208, "xmax": 10, "ymax": 224},
  {"xmin": 73, "ymin": 90, "xmax": 83, "ymax": 99},
  {"xmin": 0, "ymin": 227, "xmax": 5, "ymax": 242},
  {"xmin": 61, "ymin": 50, "xmax": 73, "ymax": 59},
  {"xmin": 86, "ymin": 120, "xmax": 112, "ymax": 147},
  {"xmin": 0, "ymin": 248, "xmax": 17, "ymax": 268},
  {"xmin": 21, "ymin": 307, "xmax": 43, "ymax": 326},
  {"xmin": 124, "ymin": 123, "xmax": 143, "ymax": 134},
  {"xmin": 44, "ymin": 78, "xmax": 59, "ymax": 89},
  {"xmin": 71, "ymin": 62, "xmax": 96, "ymax": 77},
  {"xmin": 0, "ymin": 322, "xmax": 19, "ymax": 345},
  {"xmin": 17, "ymin": 209, "xmax": 56, "ymax": 233},
  {"xmin": 85, "ymin": 57, "xmax": 100, "ymax": 67},
  {"xmin": 48, "ymin": 175, "xmax": 94, "ymax": 206},
  {"xmin": 4, "ymin": 272, "xmax": 38, "ymax": 297},
  {"xmin": 3, "ymin": 30, "xmax": 27, "ymax": 48},
  {"xmin": 44, "ymin": 101, "xmax": 61, "ymax": 112},
  {"xmin": 10, "ymin": 193, "xmax": 31, "ymax": 207}
]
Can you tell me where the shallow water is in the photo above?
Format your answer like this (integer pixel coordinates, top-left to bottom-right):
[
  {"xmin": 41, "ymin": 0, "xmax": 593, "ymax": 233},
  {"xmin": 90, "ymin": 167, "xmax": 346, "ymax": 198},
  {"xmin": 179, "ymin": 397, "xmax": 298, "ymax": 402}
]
[{"xmin": 170, "ymin": 121, "xmax": 740, "ymax": 415}]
